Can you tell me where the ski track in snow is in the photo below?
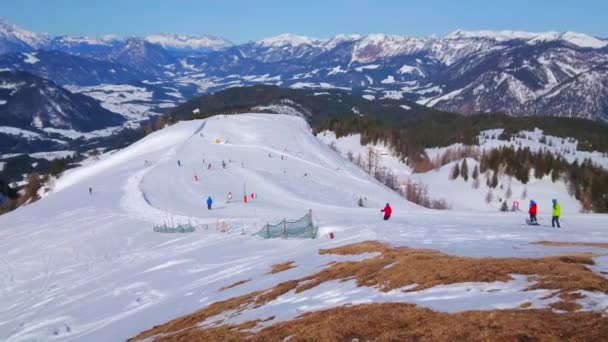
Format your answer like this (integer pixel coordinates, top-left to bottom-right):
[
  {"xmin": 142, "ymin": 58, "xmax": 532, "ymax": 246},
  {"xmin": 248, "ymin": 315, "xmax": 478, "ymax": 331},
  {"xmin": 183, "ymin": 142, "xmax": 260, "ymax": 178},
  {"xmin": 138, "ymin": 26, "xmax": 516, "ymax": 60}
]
[{"xmin": 0, "ymin": 114, "xmax": 607, "ymax": 341}]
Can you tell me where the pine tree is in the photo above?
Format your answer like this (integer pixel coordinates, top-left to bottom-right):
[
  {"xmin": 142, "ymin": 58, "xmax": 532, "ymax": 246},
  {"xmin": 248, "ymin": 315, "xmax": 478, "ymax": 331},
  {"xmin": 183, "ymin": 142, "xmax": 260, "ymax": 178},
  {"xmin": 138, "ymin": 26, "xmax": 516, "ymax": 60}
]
[
  {"xmin": 551, "ymin": 168, "xmax": 560, "ymax": 183},
  {"xmin": 472, "ymin": 165, "xmax": 479, "ymax": 180},
  {"xmin": 491, "ymin": 171, "xmax": 499, "ymax": 188},
  {"xmin": 450, "ymin": 163, "xmax": 460, "ymax": 180},
  {"xmin": 461, "ymin": 159, "xmax": 469, "ymax": 181}
]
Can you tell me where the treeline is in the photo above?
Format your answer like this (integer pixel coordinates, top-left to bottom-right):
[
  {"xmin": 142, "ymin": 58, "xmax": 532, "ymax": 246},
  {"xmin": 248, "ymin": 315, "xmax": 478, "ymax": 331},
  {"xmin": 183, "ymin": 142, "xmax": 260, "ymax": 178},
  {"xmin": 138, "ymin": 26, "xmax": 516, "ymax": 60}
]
[
  {"xmin": 341, "ymin": 145, "xmax": 448, "ymax": 210},
  {"xmin": 479, "ymin": 147, "xmax": 608, "ymax": 212},
  {"xmin": 315, "ymin": 112, "xmax": 608, "ymax": 166},
  {"xmin": 0, "ymin": 153, "xmax": 83, "ymax": 214}
]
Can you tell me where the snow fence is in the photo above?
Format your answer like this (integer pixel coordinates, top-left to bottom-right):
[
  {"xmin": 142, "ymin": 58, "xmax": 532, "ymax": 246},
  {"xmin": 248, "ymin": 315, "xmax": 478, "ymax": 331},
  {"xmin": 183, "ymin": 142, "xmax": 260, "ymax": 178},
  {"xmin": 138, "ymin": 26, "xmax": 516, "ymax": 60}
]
[{"xmin": 256, "ymin": 210, "xmax": 317, "ymax": 239}]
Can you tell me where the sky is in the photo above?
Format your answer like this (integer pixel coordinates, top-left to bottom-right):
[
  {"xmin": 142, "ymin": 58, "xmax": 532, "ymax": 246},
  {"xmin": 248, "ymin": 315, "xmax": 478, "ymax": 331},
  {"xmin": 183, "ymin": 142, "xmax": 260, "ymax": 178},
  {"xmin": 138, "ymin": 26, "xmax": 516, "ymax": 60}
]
[{"xmin": 1, "ymin": 0, "xmax": 607, "ymax": 43}]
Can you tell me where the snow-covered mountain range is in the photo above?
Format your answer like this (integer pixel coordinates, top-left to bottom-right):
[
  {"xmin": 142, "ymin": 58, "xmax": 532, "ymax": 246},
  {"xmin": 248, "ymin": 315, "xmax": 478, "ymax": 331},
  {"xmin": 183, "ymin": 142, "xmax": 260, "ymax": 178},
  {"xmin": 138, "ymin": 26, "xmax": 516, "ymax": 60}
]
[{"xmin": 1, "ymin": 19, "xmax": 608, "ymax": 149}]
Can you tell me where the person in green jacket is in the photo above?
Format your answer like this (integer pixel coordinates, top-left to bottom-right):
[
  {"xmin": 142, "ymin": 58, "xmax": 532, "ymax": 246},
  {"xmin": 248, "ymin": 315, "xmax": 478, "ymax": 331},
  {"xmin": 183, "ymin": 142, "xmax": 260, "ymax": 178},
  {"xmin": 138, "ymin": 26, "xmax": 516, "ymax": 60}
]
[{"xmin": 552, "ymin": 199, "xmax": 561, "ymax": 228}]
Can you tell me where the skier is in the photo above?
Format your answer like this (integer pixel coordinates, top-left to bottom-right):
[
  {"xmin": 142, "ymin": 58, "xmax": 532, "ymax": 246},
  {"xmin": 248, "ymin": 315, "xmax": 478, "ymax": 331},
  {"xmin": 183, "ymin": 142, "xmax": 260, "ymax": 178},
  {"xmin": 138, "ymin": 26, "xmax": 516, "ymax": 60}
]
[
  {"xmin": 89, "ymin": 187, "xmax": 93, "ymax": 196},
  {"xmin": 381, "ymin": 203, "xmax": 392, "ymax": 220},
  {"xmin": 177, "ymin": 160, "xmax": 181, "ymax": 167},
  {"xmin": 528, "ymin": 200, "xmax": 538, "ymax": 224},
  {"xmin": 206, "ymin": 196, "xmax": 213, "ymax": 210},
  {"xmin": 552, "ymin": 199, "xmax": 561, "ymax": 228},
  {"xmin": 227, "ymin": 192, "xmax": 233, "ymax": 202},
  {"xmin": 222, "ymin": 160, "xmax": 226, "ymax": 169}
]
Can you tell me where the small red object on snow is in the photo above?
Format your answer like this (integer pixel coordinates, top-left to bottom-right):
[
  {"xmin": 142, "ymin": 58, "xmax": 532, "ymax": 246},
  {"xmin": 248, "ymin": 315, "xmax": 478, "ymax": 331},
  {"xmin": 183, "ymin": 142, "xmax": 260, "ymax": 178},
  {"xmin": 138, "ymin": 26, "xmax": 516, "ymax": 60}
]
[
  {"xmin": 194, "ymin": 175, "xmax": 199, "ymax": 182},
  {"xmin": 243, "ymin": 195, "xmax": 248, "ymax": 203},
  {"xmin": 329, "ymin": 232, "xmax": 334, "ymax": 239}
]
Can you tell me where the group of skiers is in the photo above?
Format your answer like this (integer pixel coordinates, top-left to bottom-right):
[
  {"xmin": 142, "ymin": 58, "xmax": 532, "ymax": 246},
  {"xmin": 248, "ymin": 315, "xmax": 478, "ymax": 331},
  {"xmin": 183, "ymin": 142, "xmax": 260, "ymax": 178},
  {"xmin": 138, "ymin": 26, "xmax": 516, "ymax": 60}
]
[
  {"xmin": 380, "ymin": 199, "xmax": 562, "ymax": 227},
  {"xmin": 528, "ymin": 199, "xmax": 562, "ymax": 228}
]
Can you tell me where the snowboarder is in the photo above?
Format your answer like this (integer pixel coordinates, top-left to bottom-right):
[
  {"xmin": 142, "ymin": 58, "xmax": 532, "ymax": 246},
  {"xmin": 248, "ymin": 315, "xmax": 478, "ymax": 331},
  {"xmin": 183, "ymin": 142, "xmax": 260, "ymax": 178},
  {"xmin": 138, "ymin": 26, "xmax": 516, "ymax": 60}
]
[
  {"xmin": 552, "ymin": 199, "xmax": 561, "ymax": 228},
  {"xmin": 227, "ymin": 192, "xmax": 233, "ymax": 202},
  {"xmin": 528, "ymin": 200, "xmax": 538, "ymax": 224},
  {"xmin": 206, "ymin": 196, "xmax": 213, "ymax": 210},
  {"xmin": 381, "ymin": 203, "xmax": 392, "ymax": 220}
]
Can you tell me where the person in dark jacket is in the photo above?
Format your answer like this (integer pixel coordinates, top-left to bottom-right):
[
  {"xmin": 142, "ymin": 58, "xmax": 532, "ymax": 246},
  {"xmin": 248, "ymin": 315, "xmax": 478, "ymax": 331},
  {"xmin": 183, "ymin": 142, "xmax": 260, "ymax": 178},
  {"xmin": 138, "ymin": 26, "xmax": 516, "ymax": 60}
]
[
  {"xmin": 206, "ymin": 196, "xmax": 213, "ymax": 210},
  {"xmin": 381, "ymin": 203, "xmax": 392, "ymax": 220}
]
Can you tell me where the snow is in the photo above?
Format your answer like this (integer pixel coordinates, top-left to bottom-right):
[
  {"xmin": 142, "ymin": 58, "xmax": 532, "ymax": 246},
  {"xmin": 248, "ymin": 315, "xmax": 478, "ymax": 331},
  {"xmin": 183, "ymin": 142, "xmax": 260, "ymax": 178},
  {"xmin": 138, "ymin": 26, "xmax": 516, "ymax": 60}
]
[
  {"xmin": 354, "ymin": 64, "xmax": 380, "ymax": 72},
  {"xmin": 320, "ymin": 127, "xmax": 608, "ymax": 212},
  {"xmin": 207, "ymin": 275, "xmax": 558, "ymax": 329},
  {"xmin": 289, "ymin": 82, "xmax": 350, "ymax": 90},
  {"xmin": 65, "ymin": 84, "xmax": 159, "ymax": 121},
  {"xmin": 381, "ymin": 75, "xmax": 396, "ymax": 84},
  {"xmin": 42, "ymin": 126, "xmax": 122, "ymax": 140},
  {"xmin": 29, "ymin": 150, "xmax": 76, "ymax": 161},
  {"xmin": 447, "ymin": 29, "xmax": 608, "ymax": 49},
  {"xmin": 145, "ymin": 33, "xmax": 233, "ymax": 51},
  {"xmin": 381, "ymin": 90, "xmax": 404, "ymax": 100},
  {"xmin": 0, "ymin": 126, "xmax": 41, "ymax": 139},
  {"xmin": 52, "ymin": 35, "xmax": 117, "ymax": 45},
  {"xmin": 317, "ymin": 131, "xmax": 413, "ymax": 184},
  {"xmin": 22, "ymin": 52, "xmax": 40, "ymax": 64},
  {"xmin": 252, "ymin": 104, "xmax": 305, "ymax": 117},
  {"xmin": 1, "ymin": 114, "xmax": 608, "ymax": 342},
  {"xmin": 0, "ymin": 19, "xmax": 48, "ymax": 48},
  {"xmin": 411, "ymin": 159, "xmax": 580, "ymax": 213},
  {"xmin": 362, "ymin": 94, "xmax": 376, "ymax": 101},
  {"xmin": 446, "ymin": 30, "xmax": 541, "ymax": 42},
  {"xmin": 397, "ymin": 64, "xmax": 425, "ymax": 76},
  {"xmin": 425, "ymin": 87, "xmax": 465, "ymax": 107},
  {"xmin": 257, "ymin": 33, "xmax": 317, "ymax": 47}
]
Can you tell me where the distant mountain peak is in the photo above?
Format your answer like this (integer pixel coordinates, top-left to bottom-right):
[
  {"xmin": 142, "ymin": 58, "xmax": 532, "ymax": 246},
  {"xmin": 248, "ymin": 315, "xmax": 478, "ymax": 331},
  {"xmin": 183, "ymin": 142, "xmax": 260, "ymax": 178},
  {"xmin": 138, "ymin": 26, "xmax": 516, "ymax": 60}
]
[
  {"xmin": 145, "ymin": 33, "xmax": 233, "ymax": 51},
  {"xmin": 445, "ymin": 29, "xmax": 608, "ymax": 48},
  {"xmin": 256, "ymin": 33, "xmax": 318, "ymax": 47},
  {"xmin": 0, "ymin": 18, "xmax": 48, "ymax": 51}
]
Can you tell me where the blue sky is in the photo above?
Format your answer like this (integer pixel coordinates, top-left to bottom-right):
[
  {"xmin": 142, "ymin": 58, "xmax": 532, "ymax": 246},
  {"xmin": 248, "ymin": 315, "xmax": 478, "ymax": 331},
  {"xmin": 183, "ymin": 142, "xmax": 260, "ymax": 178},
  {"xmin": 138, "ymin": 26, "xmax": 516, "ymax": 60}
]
[{"xmin": 1, "ymin": 0, "xmax": 607, "ymax": 43}]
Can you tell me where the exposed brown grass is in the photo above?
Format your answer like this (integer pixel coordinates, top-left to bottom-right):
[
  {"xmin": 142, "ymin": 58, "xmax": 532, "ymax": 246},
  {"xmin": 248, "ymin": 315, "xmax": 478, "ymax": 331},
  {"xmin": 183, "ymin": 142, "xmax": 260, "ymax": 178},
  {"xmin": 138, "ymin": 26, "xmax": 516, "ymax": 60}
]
[
  {"xmin": 218, "ymin": 279, "xmax": 251, "ymax": 292},
  {"xmin": 130, "ymin": 241, "xmax": 608, "ymax": 342},
  {"xmin": 248, "ymin": 303, "xmax": 608, "ymax": 342},
  {"xmin": 132, "ymin": 304, "xmax": 608, "ymax": 342},
  {"xmin": 269, "ymin": 261, "xmax": 296, "ymax": 274},
  {"xmin": 533, "ymin": 241, "xmax": 608, "ymax": 249}
]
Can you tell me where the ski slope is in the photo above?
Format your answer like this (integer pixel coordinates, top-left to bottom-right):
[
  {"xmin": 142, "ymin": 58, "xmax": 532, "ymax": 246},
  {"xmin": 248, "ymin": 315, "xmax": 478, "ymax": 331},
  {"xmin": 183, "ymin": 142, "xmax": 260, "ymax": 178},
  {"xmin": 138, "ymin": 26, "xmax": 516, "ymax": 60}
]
[{"xmin": 0, "ymin": 114, "xmax": 607, "ymax": 341}]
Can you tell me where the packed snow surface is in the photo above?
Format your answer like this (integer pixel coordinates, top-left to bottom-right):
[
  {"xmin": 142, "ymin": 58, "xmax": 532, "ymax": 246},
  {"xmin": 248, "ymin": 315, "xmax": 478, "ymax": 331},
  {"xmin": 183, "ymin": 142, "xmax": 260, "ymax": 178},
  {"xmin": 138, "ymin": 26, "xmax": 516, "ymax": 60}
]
[{"xmin": 0, "ymin": 114, "xmax": 607, "ymax": 342}]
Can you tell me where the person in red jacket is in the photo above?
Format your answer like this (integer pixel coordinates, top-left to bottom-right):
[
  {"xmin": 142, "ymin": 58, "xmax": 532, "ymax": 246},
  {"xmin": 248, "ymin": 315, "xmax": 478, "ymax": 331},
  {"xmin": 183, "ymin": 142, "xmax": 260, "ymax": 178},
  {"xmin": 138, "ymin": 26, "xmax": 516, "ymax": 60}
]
[
  {"xmin": 528, "ymin": 200, "xmax": 538, "ymax": 224},
  {"xmin": 381, "ymin": 203, "xmax": 392, "ymax": 220}
]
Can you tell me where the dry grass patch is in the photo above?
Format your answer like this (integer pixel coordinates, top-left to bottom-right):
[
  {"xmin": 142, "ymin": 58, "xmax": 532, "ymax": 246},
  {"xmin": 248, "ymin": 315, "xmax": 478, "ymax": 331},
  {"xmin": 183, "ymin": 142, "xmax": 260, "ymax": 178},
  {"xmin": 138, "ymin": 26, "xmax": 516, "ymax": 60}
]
[
  {"xmin": 269, "ymin": 261, "xmax": 296, "ymax": 274},
  {"xmin": 245, "ymin": 303, "xmax": 608, "ymax": 342},
  {"xmin": 132, "ymin": 304, "xmax": 608, "ymax": 342},
  {"xmin": 218, "ymin": 279, "xmax": 251, "ymax": 292},
  {"xmin": 533, "ymin": 241, "xmax": 608, "ymax": 249},
  {"xmin": 130, "ymin": 241, "xmax": 608, "ymax": 341}
]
